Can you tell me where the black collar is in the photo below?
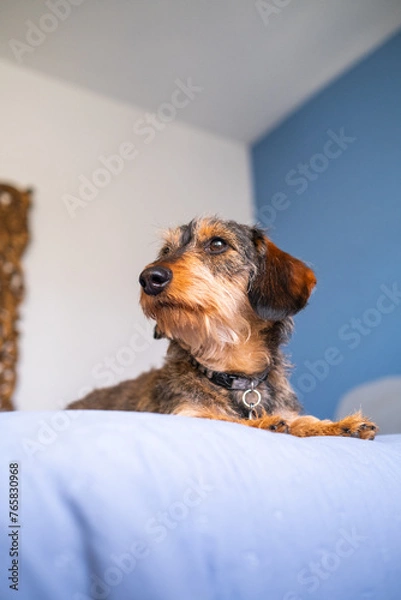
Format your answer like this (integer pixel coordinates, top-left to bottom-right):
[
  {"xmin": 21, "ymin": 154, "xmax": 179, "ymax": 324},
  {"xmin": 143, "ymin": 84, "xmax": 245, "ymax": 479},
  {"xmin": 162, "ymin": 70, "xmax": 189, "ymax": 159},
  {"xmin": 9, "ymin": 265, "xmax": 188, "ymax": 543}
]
[{"xmin": 189, "ymin": 356, "xmax": 270, "ymax": 391}]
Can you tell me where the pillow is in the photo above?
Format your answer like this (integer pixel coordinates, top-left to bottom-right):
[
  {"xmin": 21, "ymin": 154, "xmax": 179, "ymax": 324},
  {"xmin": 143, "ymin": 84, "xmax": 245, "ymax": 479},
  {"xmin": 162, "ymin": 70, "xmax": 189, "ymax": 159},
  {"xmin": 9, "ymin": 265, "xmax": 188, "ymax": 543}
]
[{"xmin": 1, "ymin": 410, "xmax": 400, "ymax": 600}]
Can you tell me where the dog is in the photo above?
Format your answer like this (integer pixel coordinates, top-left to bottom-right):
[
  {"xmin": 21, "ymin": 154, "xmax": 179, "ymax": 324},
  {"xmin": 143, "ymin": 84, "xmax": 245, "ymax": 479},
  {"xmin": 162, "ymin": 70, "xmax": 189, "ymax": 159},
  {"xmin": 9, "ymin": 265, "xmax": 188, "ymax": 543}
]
[{"xmin": 68, "ymin": 216, "xmax": 377, "ymax": 439}]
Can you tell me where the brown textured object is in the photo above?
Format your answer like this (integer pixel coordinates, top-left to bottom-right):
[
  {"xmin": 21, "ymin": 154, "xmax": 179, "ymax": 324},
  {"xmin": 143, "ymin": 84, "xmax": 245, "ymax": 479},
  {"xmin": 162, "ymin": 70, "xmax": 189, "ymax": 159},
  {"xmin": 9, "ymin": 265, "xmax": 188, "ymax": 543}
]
[{"xmin": 0, "ymin": 184, "xmax": 31, "ymax": 411}]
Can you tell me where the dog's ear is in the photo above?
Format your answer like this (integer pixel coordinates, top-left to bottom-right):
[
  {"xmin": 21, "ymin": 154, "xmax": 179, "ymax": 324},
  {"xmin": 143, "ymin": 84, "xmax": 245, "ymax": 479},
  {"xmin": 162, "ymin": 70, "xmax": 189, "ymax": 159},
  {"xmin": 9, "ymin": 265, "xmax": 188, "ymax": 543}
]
[{"xmin": 248, "ymin": 229, "xmax": 316, "ymax": 321}]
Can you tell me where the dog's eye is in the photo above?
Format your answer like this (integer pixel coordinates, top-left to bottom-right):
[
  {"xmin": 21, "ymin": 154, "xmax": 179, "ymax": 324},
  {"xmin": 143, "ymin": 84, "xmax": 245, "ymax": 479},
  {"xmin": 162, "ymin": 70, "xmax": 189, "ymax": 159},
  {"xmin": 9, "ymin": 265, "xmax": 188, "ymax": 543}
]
[
  {"xmin": 205, "ymin": 237, "xmax": 229, "ymax": 254},
  {"xmin": 160, "ymin": 246, "xmax": 170, "ymax": 256}
]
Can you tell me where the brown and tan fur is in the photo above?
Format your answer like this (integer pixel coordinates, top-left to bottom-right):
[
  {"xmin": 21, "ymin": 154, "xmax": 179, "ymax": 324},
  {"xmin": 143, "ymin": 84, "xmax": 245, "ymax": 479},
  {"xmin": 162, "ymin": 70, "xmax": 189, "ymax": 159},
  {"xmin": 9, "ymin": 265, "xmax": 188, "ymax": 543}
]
[{"xmin": 68, "ymin": 217, "xmax": 377, "ymax": 439}]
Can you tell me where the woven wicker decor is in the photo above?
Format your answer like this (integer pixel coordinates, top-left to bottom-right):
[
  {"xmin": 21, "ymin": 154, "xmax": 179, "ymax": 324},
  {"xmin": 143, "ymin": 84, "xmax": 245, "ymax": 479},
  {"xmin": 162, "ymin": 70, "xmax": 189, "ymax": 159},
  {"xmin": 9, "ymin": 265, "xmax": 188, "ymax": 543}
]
[{"xmin": 0, "ymin": 184, "xmax": 31, "ymax": 410}]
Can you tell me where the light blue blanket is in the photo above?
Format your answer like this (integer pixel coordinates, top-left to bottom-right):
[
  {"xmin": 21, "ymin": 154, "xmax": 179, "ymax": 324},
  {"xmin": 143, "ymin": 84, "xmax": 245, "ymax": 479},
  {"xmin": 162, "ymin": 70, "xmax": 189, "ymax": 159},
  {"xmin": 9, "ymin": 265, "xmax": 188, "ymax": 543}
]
[{"xmin": 1, "ymin": 410, "xmax": 400, "ymax": 599}]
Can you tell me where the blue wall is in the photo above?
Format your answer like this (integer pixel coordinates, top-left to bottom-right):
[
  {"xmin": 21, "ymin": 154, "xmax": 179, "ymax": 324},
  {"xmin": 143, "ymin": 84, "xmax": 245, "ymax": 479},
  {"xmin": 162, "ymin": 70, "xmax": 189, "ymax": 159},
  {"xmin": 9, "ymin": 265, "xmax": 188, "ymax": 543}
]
[{"xmin": 252, "ymin": 32, "xmax": 401, "ymax": 419}]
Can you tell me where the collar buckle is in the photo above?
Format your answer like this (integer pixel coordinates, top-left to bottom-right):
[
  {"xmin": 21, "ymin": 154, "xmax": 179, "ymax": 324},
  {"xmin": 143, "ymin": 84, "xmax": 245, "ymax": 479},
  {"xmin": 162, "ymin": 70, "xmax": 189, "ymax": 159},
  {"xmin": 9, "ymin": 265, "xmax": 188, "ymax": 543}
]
[{"xmin": 212, "ymin": 371, "xmax": 236, "ymax": 389}]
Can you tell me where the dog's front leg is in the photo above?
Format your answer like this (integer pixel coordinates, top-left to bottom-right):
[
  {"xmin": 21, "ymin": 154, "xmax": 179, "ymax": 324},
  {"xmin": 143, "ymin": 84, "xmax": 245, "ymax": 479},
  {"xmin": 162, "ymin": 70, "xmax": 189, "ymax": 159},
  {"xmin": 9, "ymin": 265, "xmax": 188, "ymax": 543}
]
[
  {"xmin": 243, "ymin": 412, "xmax": 377, "ymax": 439},
  {"xmin": 288, "ymin": 412, "xmax": 377, "ymax": 440},
  {"xmin": 174, "ymin": 405, "xmax": 377, "ymax": 439}
]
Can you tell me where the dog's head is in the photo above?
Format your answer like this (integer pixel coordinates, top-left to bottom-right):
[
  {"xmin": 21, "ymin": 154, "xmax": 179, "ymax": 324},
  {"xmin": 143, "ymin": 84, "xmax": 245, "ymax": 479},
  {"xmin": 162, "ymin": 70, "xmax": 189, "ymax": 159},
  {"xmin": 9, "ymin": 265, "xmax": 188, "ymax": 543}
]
[{"xmin": 139, "ymin": 217, "xmax": 316, "ymax": 359}]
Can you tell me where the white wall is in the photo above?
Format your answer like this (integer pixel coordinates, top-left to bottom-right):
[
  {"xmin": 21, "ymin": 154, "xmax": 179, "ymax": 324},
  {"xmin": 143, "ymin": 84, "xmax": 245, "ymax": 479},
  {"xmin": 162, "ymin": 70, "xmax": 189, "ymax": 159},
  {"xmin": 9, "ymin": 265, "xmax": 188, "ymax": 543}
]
[{"xmin": 0, "ymin": 59, "xmax": 252, "ymax": 410}]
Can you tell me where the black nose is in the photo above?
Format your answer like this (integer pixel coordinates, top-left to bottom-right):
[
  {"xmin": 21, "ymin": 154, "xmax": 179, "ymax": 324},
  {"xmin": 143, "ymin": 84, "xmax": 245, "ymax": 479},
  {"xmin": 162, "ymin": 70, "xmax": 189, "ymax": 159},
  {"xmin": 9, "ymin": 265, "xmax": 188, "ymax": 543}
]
[{"xmin": 139, "ymin": 266, "xmax": 172, "ymax": 296}]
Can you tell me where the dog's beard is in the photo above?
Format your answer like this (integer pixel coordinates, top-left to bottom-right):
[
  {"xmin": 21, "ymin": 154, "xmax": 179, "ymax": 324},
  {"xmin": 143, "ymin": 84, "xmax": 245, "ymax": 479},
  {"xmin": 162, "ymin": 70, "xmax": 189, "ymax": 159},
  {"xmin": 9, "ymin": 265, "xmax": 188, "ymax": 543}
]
[
  {"xmin": 140, "ymin": 268, "xmax": 271, "ymax": 371},
  {"xmin": 153, "ymin": 305, "xmax": 247, "ymax": 346}
]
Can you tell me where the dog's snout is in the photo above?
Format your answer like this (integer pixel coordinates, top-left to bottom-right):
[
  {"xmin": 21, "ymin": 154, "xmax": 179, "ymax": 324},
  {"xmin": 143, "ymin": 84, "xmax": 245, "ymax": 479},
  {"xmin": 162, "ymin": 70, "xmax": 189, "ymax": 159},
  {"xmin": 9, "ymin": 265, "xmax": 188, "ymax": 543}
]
[{"xmin": 139, "ymin": 266, "xmax": 172, "ymax": 296}]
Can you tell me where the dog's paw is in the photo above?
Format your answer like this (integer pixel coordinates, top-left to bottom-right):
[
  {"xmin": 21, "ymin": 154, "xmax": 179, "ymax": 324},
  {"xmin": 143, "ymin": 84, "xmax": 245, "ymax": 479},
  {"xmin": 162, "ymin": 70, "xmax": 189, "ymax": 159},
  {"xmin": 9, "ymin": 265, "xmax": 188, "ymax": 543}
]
[
  {"xmin": 338, "ymin": 413, "xmax": 378, "ymax": 440},
  {"xmin": 256, "ymin": 415, "xmax": 289, "ymax": 434}
]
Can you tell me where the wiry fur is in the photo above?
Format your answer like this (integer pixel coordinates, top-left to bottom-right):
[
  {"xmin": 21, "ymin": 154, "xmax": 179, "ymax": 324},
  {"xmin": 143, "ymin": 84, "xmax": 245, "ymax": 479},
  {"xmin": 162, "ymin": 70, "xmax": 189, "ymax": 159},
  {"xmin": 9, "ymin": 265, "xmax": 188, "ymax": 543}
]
[{"xmin": 68, "ymin": 217, "xmax": 377, "ymax": 439}]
